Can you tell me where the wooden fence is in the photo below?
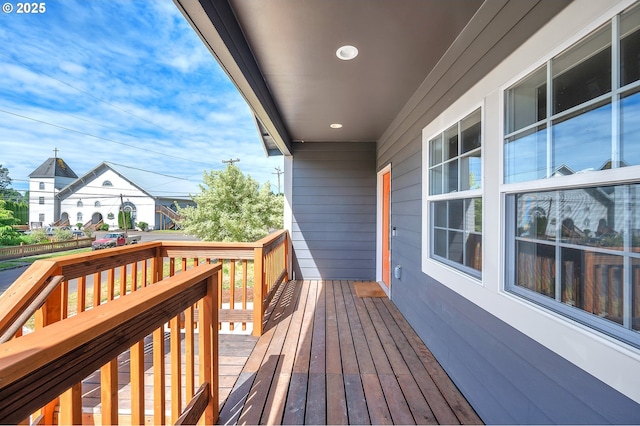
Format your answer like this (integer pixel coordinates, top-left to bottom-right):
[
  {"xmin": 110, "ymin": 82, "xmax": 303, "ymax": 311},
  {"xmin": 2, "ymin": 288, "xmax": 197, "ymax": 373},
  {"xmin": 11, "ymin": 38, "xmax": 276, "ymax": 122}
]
[{"xmin": 0, "ymin": 237, "xmax": 95, "ymax": 261}]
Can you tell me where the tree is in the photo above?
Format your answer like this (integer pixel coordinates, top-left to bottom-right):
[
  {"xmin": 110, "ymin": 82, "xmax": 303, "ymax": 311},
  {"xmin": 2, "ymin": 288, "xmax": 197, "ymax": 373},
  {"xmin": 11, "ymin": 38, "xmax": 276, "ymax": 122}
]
[
  {"xmin": 0, "ymin": 200, "xmax": 21, "ymax": 246},
  {"xmin": 177, "ymin": 164, "xmax": 283, "ymax": 242},
  {"xmin": 0, "ymin": 164, "xmax": 25, "ymax": 202},
  {"xmin": 0, "ymin": 164, "xmax": 10, "ymax": 191}
]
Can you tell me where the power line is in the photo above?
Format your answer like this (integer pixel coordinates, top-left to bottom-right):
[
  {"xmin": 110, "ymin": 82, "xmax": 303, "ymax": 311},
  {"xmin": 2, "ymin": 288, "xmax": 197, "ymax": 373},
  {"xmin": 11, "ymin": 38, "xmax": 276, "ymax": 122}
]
[{"xmin": 0, "ymin": 108, "xmax": 220, "ymax": 168}]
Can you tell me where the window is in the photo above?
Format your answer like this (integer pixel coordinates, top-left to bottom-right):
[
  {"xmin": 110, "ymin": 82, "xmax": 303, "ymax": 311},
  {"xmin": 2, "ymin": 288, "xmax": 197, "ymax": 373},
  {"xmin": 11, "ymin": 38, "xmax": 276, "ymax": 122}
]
[
  {"xmin": 39, "ymin": 214, "xmax": 45, "ymax": 222},
  {"xmin": 505, "ymin": 5, "xmax": 640, "ymax": 347},
  {"xmin": 504, "ymin": 5, "xmax": 640, "ymax": 184},
  {"xmin": 427, "ymin": 108, "xmax": 482, "ymax": 277},
  {"xmin": 39, "ymin": 182, "xmax": 45, "ymax": 190},
  {"xmin": 38, "ymin": 197, "xmax": 44, "ymax": 205},
  {"xmin": 95, "ymin": 201, "xmax": 101, "ymax": 207},
  {"xmin": 77, "ymin": 212, "xmax": 83, "ymax": 222},
  {"xmin": 102, "ymin": 180, "xmax": 112, "ymax": 187},
  {"xmin": 77, "ymin": 200, "xmax": 83, "ymax": 208}
]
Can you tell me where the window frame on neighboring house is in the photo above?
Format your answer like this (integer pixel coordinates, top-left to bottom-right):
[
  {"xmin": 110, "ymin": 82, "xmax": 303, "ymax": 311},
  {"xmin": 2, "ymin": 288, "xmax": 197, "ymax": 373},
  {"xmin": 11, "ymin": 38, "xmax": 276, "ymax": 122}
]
[
  {"xmin": 38, "ymin": 197, "xmax": 45, "ymax": 205},
  {"xmin": 77, "ymin": 200, "xmax": 83, "ymax": 208},
  {"xmin": 95, "ymin": 201, "xmax": 101, "ymax": 208},
  {"xmin": 102, "ymin": 180, "xmax": 113, "ymax": 187},
  {"xmin": 424, "ymin": 107, "xmax": 483, "ymax": 279},
  {"xmin": 39, "ymin": 182, "xmax": 45, "ymax": 190},
  {"xmin": 503, "ymin": 4, "xmax": 640, "ymax": 348}
]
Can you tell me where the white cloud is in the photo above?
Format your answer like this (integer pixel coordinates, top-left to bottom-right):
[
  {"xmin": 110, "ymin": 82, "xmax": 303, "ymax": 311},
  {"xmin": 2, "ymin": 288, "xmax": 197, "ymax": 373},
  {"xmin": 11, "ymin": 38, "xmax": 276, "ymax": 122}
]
[{"xmin": 0, "ymin": 0, "xmax": 283, "ymax": 194}]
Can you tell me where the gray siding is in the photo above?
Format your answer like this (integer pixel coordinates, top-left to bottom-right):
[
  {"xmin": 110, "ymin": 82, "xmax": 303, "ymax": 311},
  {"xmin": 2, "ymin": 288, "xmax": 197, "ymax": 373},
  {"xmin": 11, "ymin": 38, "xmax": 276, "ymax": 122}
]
[
  {"xmin": 291, "ymin": 141, "xmax": 376, "ymax": 280},
  {"xmin": 372, "ymin": 1, "xmax": 640, "ymax": 423}
]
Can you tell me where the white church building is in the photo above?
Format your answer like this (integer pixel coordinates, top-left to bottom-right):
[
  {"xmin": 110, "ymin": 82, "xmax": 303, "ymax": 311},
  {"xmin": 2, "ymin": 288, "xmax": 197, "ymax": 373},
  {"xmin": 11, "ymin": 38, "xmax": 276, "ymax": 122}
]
[{"xmin": 28, "ymin": 156, "xmax": 198, "ymax": 231}]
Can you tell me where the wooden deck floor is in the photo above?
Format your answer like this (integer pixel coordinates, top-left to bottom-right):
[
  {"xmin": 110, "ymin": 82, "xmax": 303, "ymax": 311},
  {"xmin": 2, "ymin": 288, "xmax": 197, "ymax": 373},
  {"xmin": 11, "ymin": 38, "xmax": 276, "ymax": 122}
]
[{"xmin": 217, "ymin": 280, "xmax": 482, "ymax": 425}]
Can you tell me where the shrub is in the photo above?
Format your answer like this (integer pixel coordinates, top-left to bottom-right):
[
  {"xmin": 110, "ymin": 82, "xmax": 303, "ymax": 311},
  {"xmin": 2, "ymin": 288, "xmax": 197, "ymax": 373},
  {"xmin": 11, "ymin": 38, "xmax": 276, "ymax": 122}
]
[
  {"xmin": 0, "ymin": 225, "xmax": 22, "ymax": 246},
  {"xmin": 53, "ymin": 228, "xmax": 73, "ymax": 241},
  {"xmin": 100, "ymin": 223, "xmax": 110, "ymax": 231},
  {"xmin": 27, "ymin": 228, "xmax": 49, "ymax": 244},
  {"xmin": 138, "ymin": 221, "xmax": 148, "ymax": 231}
]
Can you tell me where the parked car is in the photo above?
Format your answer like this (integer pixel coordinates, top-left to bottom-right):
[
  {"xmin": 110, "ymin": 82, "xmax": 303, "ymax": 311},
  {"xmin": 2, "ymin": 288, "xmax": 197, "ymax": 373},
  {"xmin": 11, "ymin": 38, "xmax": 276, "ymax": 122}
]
[{"xmin": 91, "ymin": 232, "xmax": 141, "ymax": 250}]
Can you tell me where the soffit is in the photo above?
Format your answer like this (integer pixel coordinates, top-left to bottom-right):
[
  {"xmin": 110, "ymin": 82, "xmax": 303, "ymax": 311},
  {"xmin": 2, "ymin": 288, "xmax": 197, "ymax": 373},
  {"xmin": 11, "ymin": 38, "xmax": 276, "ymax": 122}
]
[{"xmin": 228, "ymin": 0, "xmax": 483, "ymax": 143}]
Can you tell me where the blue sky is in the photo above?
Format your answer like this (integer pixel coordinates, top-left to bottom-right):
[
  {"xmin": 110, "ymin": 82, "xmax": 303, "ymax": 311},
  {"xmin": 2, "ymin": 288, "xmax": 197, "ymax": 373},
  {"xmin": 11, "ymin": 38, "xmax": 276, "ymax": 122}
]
[{"xmin": 0, "ymin": 0, "xmax": 283, "ymax": 196}]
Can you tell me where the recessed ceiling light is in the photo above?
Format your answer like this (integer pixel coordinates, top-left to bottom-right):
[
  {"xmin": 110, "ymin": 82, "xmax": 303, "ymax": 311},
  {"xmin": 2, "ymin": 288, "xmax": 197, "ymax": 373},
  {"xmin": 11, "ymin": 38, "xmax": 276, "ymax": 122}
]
[
  {"xmin": 330, "ymin": 123, "xmax": 343, "ymax": 129},
  {"xmin": 336, "ymin": 45, "xmax": 358, "ymax": 61}
]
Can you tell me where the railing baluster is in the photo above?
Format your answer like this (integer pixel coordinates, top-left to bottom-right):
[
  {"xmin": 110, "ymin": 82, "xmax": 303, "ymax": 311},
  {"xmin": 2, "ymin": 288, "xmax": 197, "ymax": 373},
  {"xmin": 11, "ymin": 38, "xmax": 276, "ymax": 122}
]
[
  {"xmin": 107, "ymin": 268, "xmax": 115, "ymax": 301},
  {"xmin": 131, "ymin": 261, "xmax": 138, "ymax": 292},
  {"xmin": 242, "ymin": 260, "xmax": 248, "ymax": 330},
  {"xmin": 77, "ymin": 275, "xmax": 86, "ymax": 314},
  {"xmin": 130, "ymin": 340, "xmax": 145, "ymax": 425},
  {"xmin": 93, "ymin": 272, "xmax": 101, "ymax": 307},
  {"xmin": 229, "ymin": 260, "xmax": 236, "ymax": 331},
  {"xmin": 119, "ymin": 265, "xmax": 127, "ymax": 296},
  {"xmin": 170, "ymin": 316, "xmax": 182, "ymax": 423},
  {"xmin": 101, "ymin": 359, "xmax": 119, "ymax": 425},
  {"xmin": 185, "ymin": 305, "xmax": 195, "ymax": 402},
  {"xmin": 59, "ymin": 383, "xmax": 82, "ymax": 425},
  {"xmin": 153, "ymin": 327, "xmax": 166, "ymax": 425}
]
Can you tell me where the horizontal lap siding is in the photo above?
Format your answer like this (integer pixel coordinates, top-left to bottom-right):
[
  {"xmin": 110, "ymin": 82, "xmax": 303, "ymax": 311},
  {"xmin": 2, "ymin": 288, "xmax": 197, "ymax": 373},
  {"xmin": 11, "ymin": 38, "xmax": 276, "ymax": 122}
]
[
  {"xmin": 292, "ymin": 141, "xmax": 376, "ymax": 280},
  {"xmin": 376, "ymin": 0, "xmax": 640, "ymax": 423}
]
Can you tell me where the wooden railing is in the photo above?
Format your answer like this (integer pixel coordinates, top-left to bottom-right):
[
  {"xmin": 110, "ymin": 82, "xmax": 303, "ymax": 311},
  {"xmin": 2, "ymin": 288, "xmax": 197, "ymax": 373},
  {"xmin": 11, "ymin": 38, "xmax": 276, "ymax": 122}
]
[
  {"xmin": 0, "ymin": 263, "xmax": 219, "ymax": 425},
  {"xmin": 0, "ymin": 237, "xmax": 95, "ymax": 261},
  {"xmin": 0, "ymin": 230, "xmax": 289, "ymax": 424}
]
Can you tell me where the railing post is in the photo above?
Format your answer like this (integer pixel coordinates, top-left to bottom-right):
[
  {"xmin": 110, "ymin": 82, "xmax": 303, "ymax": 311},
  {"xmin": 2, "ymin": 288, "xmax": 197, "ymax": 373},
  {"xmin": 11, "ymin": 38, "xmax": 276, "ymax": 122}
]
[
  {"xmin": 253, "ymin": 246, "xmax": 264, "ymax": 336},
  {"xmin": 199, "ymin": 269, "xmax": 218, "ymax": 424}
]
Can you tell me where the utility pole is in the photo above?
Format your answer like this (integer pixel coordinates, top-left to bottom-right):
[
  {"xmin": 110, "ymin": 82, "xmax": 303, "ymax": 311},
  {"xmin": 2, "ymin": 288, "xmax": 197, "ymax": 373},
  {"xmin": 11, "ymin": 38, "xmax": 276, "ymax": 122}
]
[
  {"xmin": 222, "ymin": 158, "xmax": 240, "ymax": 166},
  {"xmin": 272, "ymin": 166, "xmax": 283, "ymax": 194},
  {"xmin": 120, "ymin": 194, "xmax": 127, "ymax": 236}
]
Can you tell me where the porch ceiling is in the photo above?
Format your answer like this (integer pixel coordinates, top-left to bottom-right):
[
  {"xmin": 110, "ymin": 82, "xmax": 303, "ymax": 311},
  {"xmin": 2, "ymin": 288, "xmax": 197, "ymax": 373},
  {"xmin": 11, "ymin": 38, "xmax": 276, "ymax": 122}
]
[{"xmin": 175, "ymin": 0, "xmax": 572, "ymax": 155}]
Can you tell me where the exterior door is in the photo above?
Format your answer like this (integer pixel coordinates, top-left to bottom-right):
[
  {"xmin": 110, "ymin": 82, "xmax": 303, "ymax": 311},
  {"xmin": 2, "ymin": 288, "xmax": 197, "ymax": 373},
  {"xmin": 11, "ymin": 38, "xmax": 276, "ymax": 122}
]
[{"xmin": 382, "ymin": 170, "xmax": 391, "ymax": 287}]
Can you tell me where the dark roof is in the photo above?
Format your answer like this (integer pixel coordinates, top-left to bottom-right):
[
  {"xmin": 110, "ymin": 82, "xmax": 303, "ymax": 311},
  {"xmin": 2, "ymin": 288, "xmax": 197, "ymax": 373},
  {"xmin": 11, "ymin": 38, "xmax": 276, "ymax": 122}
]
[{"xmin": 29, "ymin": 157, "xmax": 78, "ymax": 179}]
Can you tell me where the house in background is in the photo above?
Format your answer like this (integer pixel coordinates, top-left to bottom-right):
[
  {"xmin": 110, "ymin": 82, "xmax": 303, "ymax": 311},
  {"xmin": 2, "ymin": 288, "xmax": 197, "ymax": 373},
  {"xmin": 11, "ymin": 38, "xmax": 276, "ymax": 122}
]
[
  {"xmin": 175, "ymin": 0, "xmax": 640, "ymax": 423},
  {"xmin": 28, "ymin": 158, "xmax": 197, "ymax": 231},
  {"xmin": 28, "ymin": 156, "xmax": 78, "ymax": 229}
]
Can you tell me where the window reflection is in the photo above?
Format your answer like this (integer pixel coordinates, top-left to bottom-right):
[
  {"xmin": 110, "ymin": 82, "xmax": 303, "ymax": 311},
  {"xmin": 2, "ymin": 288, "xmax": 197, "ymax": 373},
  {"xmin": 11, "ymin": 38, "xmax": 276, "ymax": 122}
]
[
  {"xmin": 552, "ymin": 102, "xmax": 612, "ymax": 174},
  {"xmin": 514, "ymin": 184, "xmax": 640, "ymax": 332},
  {"xmin": 505, "ymin": 125, "xmax": 546, "ymax": 184}
]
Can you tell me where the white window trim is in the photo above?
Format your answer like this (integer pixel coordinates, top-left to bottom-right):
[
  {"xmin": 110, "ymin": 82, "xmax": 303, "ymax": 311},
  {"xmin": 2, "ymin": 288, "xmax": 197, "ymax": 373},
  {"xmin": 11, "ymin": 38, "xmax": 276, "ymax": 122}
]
[
  {"xmin": 417, "ymin": 0, "xmax": 640, "ymax": 405},
  {"xmin": 421, "ymin": 103, "xmax": 485, "ymax": 285}
]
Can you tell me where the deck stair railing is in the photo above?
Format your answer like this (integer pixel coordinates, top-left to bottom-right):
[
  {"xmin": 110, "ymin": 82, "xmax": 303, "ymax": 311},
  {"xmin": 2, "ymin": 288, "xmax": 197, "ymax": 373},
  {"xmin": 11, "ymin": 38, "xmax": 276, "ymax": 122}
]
[{"xmin": 0, "ymin": 230, "xmax": 289, "ymax": 424}]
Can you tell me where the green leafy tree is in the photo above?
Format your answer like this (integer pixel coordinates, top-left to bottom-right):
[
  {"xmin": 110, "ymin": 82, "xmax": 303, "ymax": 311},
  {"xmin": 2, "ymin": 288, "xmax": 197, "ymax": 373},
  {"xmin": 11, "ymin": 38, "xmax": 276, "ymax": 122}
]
[
  {"xmin": 177, "ymin": 165, "xmax": 283, "ymax": 242},
  {"xmin": 0, "ymin": 164, "xmax": 10, "ymax": 192},
  {"xmin": 0, "ymin": 200, "xmax": 21, "ymax": 246}
]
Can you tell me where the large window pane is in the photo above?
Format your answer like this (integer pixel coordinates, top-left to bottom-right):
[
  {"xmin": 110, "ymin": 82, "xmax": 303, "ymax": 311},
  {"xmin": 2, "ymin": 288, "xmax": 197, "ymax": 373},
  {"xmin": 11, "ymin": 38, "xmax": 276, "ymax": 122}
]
[
  {"xmin": 516, "ymin": 192, "xmax": 554, "ymax": 240},
  {"xmin": 516, "ymin": 240, "xmax": 555, "ymax": 298},
  {"xmin": 461, "ymin": 152, "xmax": 481, "ymax": 191},
  {"xmin": 621, "ymin": 89, "xmax": 640, "ymax": 167},
  {"xmin": 434, "ymin": 201, "xmax": 447, "ymax": 227},
  {"xmin": 448, "ymin": 231, "xmax": 464, "ymax": 263},
  {"xmin": 553, "ymin": 24, "xmax": 611, "ymax": 114},
  {"xmin": 505, "ymin": 66, "xmax": 547, "ymax": 134},
  {"xmin": 465, "ymin": 198, "xmax": 482, "ymax": 233},
  {"xmin": 429, "ymin": 135, "xmax": 443, "ymax": 167},
  {"xmin": 562, "ymin": 249, "xmax": 624, "ymax": 325},
  {"xmin": 552, "ymin": 101, "xmax": 612, "ymax": 174},
  {"xmin": 461, "ymin": 110, "xmax": 481, "ymax": 153},
  {"xmin": 505, "ymin": 125, "xmax": 547, "ymax": 184},
  {"xmin": 633, "ymin": 257, "xmax": 640, "ymax": 332},
  {"xmin": 434, "ymin": 229, "xmax": 447, "ymax": 258},
  {"xmin": 448, "ymin": 199, "xmax": 464, "ymax": 230},
  {"xmin": 445, "ymin": 160, "xmax": 458, "ymax": 193},
  {"xmin": 430, "ymin": 166, "xmax": 443, "ymax": 195},
  {"xmin": 465, "ymin": 233, "xmax": 482, "ymax": 271},
  {"xmin": 621, "ymin": 3, "xmax": 640, "ymax": 86},
  {"xmin": 444, "ymin": 124, "xmax": 458, "ymax": 160}
]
